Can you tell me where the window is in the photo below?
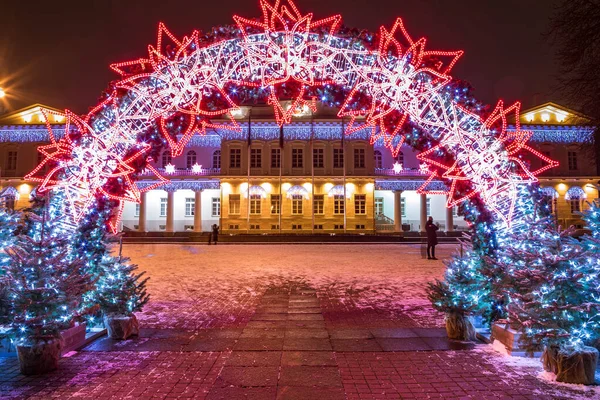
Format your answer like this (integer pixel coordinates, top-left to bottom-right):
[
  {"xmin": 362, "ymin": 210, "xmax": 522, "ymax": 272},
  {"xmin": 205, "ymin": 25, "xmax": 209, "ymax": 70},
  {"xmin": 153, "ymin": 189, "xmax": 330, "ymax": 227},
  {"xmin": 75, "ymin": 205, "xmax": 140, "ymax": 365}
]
[
  {"xmin": 313, "ymin": 148, "xmax": 324, "ymax": 168},
  {"xmin": 313, "ymin": 195, "xmax": 324, "ymax": 214},
  {"xmin": 250, "ymin": 224, "xmax": 260, "ymax": 230},
  {"xmin": 135, "ymin": 204, "xmax": 140, "ymax": 217},
  {"xmin": 314, "ymin": 224, "xmax": 323, "ymax": 230},
  {"xmin": 184, "ymin": 225, "xmax": 194, "ymax": 231},
  {"xmin": 354, "ymin": 149, "xmax": 365, "ymax": 168},
  {"xmin": 570, "ymin": 199, "xmax": 581, "ymax": 214},
  {"xmin": 250, "ymin": 194, "xmax": 262, "ymax": 214},
  {"xmin": 4, "ymin": 151, "xmax": 17, "ymax": 171},
  {"xmin": 292, "ymin": 194, "xmax": 303, "ymax": 214},
  {"xmin": 334, "ymin": 195, "xmax": 345, "ymax": 214},
  {"xmin": 401, "ymin": 198, "xmax": 406, "ymax": 218},
  {"xmin": 161, "ymin": 152, "xmax": 171, "ymax": 168},
  {"xmin": 271, "ymin": 224, "xmax": 280, "ymax": 230},
  {"xmin": 186, "ymin": 151, "xmax": 197, "ymax": 169},
  {"xmin": 229, "ymin": 224, "xmax": 239, "ymax": 230},
  {"xmin": 354, "ymin": 194, "xmax": 366, "ymax": 215},
  {"xmin": 292, "ymin": 224, "xmax": 303, "ymax": 230},
  {"xmin": 271, "ymin": 195, "xmax": 280, "ymax": 214},
  {"xmin": 271, "ymin": 148, "xmax": 281, "ymax": 168},
  {"xmin": 230, "ymin": 148, "xmax": 241, "ymax": 168},
  {"xmin": 568, "ymin": 151, "xmax": 578, "ymax": 171},
  {"xmin": 229, "ymin": 194, "xmax": 241, "ymax": 215},
  {"xmin": 355, "ymin": 224, "xmax": 365, "ymax": 230},
  {"xmin": 375, "ymin": 197, "xmax": 384, "ymax": 215},
  {"xmin": 453, "ymin": 206, "xmax": 458, "ymax": 217},
  {"xmin": 374, "ymin": 150, "xmax": 383, "ymax": 169},
  {"xmin": 160, "ymin": 198, "xmax": 167, "ymax": 217},
  {"xmin": 426, "ymin": 198, "xmax": 431, "ymax": 216},
  {"xmin": 212, "ymin": 198, "xmax": 221, "ymax": 217},
  {"xmin": 250, "ymin": 148, "xmax": 262, "ymax": 168},
  {"xmin": 292, "ymin": 148, "xmax": 303, "ymax": 168},
  {"xmin": 396, "ymin": 152, "xmax": 404, "ymax": 165},
  {"xmin": 334, "ymin": 224, "xmax": 344, "ymax": 230},
  {"xmin": 185, "ymin": 198, "xmax": 195, "ymax": 217},
  {"xmin": 333, "ymin": 148, "xmax": 344, "ymax": 168},
  {"xmin": 213, "ymin": 150, "xmax": 221, "ymax": 169}
]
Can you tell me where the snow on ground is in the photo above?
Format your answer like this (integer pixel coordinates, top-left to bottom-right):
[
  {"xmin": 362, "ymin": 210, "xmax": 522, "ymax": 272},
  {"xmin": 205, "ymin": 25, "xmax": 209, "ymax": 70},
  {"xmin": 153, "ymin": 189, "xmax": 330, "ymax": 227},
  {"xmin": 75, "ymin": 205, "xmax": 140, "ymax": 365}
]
[{"xmin": 122, "ymin": 243, "xmax": 453, "ymax": 330}]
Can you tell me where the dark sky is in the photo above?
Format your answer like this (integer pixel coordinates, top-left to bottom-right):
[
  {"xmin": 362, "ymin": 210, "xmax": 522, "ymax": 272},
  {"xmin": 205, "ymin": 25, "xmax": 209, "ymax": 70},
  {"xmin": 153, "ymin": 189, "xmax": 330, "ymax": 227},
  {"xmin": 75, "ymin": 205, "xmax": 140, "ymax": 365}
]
[{"xmin": 0, "ymin": 0, "xmax": 563, "ymax": 115}]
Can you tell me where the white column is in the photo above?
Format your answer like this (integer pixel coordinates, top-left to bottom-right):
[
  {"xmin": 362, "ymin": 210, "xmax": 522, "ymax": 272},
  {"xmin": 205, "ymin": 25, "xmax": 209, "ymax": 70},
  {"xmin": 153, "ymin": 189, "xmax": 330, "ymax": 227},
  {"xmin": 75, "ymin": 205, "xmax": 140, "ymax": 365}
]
[
  {"xmin": 166, "ymin": 190, "xmax": 175, "ymax": 233},
  {"xmin": 420, "ymin": 193, "xmax": 427, "ymax": 233},
  {"xmin": 138, "ymin": 191, "xmax": 147, "ymax": 232},
  {"xmin": 446, "ymin": 200, "xmax": 454, "ymax": 233},
  {"xmin": 393, "ymin": 190, "xmax": 403, "ymax": 233},
  {"xmin": 194, "ymin": 190, "xmax": 202, "ymax": 232}
]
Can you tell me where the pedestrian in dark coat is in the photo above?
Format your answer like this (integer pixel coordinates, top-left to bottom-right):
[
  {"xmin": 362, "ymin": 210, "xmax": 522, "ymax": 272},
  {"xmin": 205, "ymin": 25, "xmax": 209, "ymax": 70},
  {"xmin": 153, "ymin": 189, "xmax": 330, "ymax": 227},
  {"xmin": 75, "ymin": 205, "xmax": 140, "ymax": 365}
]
[
  {"xmin": 211, "ymin": 224, "xmax": 219, "ymax": 245},
  {"xmin": 425, "ymin": 216, "xmax": 439, "ymax": 260}
]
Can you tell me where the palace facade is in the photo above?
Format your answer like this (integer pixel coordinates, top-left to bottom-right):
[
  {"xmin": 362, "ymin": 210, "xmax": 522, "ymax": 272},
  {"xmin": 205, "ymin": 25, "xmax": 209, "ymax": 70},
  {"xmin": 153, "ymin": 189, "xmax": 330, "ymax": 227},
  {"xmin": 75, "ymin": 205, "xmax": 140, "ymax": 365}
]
[{"xmin": 0, "ymin": 102, "xmax": 597, "ymax": 234}]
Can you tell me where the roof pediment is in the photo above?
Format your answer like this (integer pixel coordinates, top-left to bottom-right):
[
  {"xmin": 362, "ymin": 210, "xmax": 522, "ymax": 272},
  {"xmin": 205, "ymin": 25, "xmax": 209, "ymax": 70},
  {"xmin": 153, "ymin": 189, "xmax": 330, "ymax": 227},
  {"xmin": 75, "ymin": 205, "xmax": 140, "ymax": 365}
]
[
  {"xmin": 518, "ymin": 102, "xmax": 591, "ymax": 126},
  {"xmin": 0, "ymin": 104, "xmax": 65, "ymax": 126}
]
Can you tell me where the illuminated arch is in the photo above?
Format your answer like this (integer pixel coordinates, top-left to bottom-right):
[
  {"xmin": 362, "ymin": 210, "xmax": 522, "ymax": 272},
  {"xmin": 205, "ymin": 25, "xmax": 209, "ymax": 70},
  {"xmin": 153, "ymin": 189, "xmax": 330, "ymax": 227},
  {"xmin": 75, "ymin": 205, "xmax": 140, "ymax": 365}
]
[{"xmin": 26, "ymin": 0, "xmax": 558, "ymax": 233}]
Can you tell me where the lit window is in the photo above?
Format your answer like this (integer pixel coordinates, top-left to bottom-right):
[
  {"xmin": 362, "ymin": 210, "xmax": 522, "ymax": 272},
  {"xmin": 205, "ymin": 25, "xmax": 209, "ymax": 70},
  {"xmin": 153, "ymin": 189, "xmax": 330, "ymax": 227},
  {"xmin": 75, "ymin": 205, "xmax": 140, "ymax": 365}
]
[
  {"xmin": 135, "ymin": 203, "xmax": 140, "ymax": 217},
  {"xmin": 374, "ymin": 150, "xmax": 383, "ymax": 169},
  {"xmin": 250, "ymin": 194, "xmax": 262, "ymax": 214},
  {"xmin": 271, "ymin": 195, "xmax": 280, "ymax": 214},
  {"xmin": 354, "ymin": 194, "xmax": 366, "ymax": 215},
  {"xmin": 313, "ymin": 195, "xmax": 324, "ymax": 214},
  {"xmin": 213, "ymin": 150, "xmax": 221, "ymax": 169},
  {"xmin": 333, "ymin": 148, "xmax": 344, "ymax": 168},
  {"xmin": 6, "ymin": 151, "xmax": 17, "ymax": 170},
  {"xmin": 292, "ymin": 148, "xmax": 303, "ymax": 168},
  {"xmin": 161, "ymin": 152, "xmax": 172, "ymax": 168},
  {"xmin": 230, "ymin": 148, "xmax": 241, "ymax": 168},
  {"xmin": 570, "ymin": 199, "xmax": 581, "ymax": 214},
  {"xmin": 250, "ymin": 148, "xmax": 262, "ymax": 168},
  {"xmin": 375, "ymin": 197, "xmax": 384, "ymax": 215},
  {"xmin": 568, "ymin": 151, "xmax": 578, "ymax": 171},
  {"xmin": 271, "ymin": 148, "xmax": 281, "ymax": 168},
  {"xmin": 211, "ymin": 198, "xmax": 221, "ymax": 217},
  {"xmin": 160, "ymin": 198, "xmax": 167, "ymax": 217},
  {"xmin": 185, "ymin": 198, "xmax": 195, "ymax": 217},
  {"xmin": 229, "ymin": 194, "xmax": 241, "ymax": 215},
  {"xmin": 334, "ymin": 194, "xmax": 345, "ymax": 214},
  {"xmin": 186, "ymin": 151, "xmax": 197, "ymax": 169},
  {"xmin": 426, "ymin": 198, "xmax": 431, "ymax": 216},
  {"xmin": 313, "ymin": 148, "xmax": 324, "ymax": 168},
  {"xmin": 396, "ymin": 152, "xmax": 404, "ymax": 165},
  {"xmin": 292, "ymin": 194, "xmax": 303, "ymax": 214},
  {"xmin": 354, "ymin": 149, "xmax": 365, "ymax": 168},
  {"xmin": 401, "ymin": 198, "xmax": 406, "ymax": 218}
]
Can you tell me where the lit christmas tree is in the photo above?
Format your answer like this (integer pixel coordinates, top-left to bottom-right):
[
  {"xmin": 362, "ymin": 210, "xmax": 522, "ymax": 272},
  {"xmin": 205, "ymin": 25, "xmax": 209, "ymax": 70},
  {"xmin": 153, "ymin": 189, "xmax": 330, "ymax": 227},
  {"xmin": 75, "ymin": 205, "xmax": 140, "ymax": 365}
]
[
  {"xmin": 0, "ymin": 207, "xmax": 19, "ymax": 275},
  {"xmin": 4, "ymin": 198, "xmax": 97, "ymax": 345}
]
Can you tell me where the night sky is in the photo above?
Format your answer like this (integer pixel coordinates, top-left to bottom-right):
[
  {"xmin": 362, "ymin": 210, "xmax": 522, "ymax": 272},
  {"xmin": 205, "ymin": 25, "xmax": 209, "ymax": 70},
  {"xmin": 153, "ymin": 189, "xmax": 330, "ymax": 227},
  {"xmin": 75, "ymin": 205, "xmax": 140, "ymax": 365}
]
[{"xmin": 0, "ymin": 0, "xmax": 562, "ymax": 115}]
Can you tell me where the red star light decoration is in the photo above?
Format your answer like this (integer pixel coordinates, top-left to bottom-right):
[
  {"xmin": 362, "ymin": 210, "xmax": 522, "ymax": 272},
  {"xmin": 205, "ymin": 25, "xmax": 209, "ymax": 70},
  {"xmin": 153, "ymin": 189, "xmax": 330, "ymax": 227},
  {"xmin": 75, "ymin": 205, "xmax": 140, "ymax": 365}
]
[
  {"xmin": 417, "ymin": 101, "xmax": 558, "ymax": 225},
  {"xmin": 338, "ymin": 17, "xmax": 463, "ymax": 157},
  {"xmin": 234, "ymin": 0, "xmax": 341, "ymax": 125},
  {"xmin": 112, "ymin": 23, "xmax": 241, "ymax": 157}
]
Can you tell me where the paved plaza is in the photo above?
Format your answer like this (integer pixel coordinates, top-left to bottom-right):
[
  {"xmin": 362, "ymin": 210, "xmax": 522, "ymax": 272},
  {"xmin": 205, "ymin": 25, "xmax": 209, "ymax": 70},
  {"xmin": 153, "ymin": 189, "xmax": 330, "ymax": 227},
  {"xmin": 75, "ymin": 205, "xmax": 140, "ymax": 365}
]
[{"xmin": 1, "ymin": 244, "xmax": 598, "ymax": 399}]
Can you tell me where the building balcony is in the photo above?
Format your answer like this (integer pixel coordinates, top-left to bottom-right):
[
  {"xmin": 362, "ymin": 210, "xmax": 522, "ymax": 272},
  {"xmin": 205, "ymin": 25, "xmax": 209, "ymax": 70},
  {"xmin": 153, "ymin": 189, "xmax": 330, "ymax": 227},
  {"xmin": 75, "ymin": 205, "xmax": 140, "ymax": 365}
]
[
  {"xmin": 139, "ymin": 167, "xmax": 221, "ymax": 178},
  {"xmin": 374, "ymin": 168, "xmax": 429, "ymax": 177}
]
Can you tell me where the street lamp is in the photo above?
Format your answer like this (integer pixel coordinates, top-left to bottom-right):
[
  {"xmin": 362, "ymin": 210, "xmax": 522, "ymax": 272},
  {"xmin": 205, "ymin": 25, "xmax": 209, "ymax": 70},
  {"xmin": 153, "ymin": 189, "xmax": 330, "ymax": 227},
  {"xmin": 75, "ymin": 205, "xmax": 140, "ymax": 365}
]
[{"xmin": 0, "ymin": 88, "xmax": 5, "ymax": 98}]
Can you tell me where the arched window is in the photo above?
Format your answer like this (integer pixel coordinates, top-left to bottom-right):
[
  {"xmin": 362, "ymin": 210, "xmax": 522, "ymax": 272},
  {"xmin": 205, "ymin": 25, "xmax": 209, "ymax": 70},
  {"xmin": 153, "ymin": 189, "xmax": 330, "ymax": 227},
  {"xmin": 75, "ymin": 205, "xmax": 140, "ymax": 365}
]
[
  {"xmin": 395, "ymin": 151, "xmax": 404, "ymax": 165},
  {"xmin": 186, "ymin": 151, "xmax": 197, "ymax": 169},
  {"xmin": 565, "ymin": 186, "xmax": 586, "ymax": 214},
  {"xmin": 374, "ymin": 150, "xmax": 383, "ymax": 169},
  {"xmin": 213, "ymin": 150, "xmax": 221, "ymax": 169},
  {"xmin": 161, "ymin": 151, "xmax": 172, "ymax": 168}
]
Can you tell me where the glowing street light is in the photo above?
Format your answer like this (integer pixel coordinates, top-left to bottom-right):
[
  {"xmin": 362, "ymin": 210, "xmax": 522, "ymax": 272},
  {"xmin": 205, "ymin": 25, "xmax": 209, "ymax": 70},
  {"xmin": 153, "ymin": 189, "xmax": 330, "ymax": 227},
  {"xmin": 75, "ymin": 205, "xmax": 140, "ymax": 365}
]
[{"xmin": 0, "ymin": 88, "xmax": 5, "ymax": 98}]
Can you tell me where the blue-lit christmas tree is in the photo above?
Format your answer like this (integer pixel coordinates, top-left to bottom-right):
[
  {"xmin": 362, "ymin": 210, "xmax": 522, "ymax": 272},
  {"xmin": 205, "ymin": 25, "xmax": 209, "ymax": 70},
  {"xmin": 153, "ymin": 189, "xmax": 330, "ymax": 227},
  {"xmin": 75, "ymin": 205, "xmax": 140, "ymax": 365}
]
[
  {"xmin": 4, "ymin": 196, "xmax": 97, "ymax": 374},
  {"xmin": 0, "ymin": 208, "xmax": 19, "ymax": 325}
]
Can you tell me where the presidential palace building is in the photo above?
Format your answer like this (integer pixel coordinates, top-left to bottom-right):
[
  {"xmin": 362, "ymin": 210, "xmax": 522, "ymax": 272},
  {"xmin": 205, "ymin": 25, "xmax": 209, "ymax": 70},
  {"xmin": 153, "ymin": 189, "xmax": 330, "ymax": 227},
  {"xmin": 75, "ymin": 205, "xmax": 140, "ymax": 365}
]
[{"xmin": 0, "ymin": 102, "xmax": 597, "ymax": 235}]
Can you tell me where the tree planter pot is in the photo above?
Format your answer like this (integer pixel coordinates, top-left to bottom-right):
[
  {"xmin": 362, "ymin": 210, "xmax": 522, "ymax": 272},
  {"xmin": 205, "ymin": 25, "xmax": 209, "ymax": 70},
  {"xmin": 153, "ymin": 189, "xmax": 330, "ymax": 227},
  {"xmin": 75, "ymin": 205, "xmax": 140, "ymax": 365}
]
[
  {"xmin": 104, "ymin": 313, "xmax": 139, "ymax": 340},
  {"xmin": 60, "ymin": 323, "xmax": 87, "ymax": 355},
  {"xmin": 542, "ymin": 345, "xmax": 598, "ymax": 385},
  {"xmin": 492, "ymin": 323, "xmax": 541, "ymax": 357},
  {"xmin": 445, "ymin": 311, "xmax": 476, "ymax": 341},
  {"xmin": 17, "ymin": 339, "xmax": 62, "ymax": 375}
]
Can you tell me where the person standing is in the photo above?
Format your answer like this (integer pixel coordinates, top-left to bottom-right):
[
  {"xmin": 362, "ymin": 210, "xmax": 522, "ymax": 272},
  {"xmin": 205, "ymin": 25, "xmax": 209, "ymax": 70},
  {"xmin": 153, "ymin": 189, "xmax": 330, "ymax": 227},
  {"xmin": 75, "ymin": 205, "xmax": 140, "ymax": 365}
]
[
  {"xmin": 425, "ymin": 216, "xmax": 439, "ymax": 260},
  {"xmin": 211, "ymin": 224, "xmax": 219, "ymax": 245}
]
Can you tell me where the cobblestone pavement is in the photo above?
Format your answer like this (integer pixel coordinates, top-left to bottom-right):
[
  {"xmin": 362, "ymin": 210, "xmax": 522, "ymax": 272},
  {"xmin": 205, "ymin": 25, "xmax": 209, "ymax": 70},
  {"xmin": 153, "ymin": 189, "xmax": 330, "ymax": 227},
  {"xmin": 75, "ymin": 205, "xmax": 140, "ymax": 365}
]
[{"xmin": 1, "ymin": 244, "xmax": 598, "ymax": 399}]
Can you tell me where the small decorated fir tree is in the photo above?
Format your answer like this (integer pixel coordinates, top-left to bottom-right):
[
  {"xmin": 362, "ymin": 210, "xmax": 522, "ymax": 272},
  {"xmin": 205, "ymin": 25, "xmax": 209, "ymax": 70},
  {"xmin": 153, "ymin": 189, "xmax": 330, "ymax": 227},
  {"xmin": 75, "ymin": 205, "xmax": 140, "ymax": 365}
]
[
  {"xmin": 5, "ymin": 204, "xmax": 97, "ymax": 344},
  {"xmin": 0, "ymin": 207, "xmax": 19, "ymax": 275}
]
